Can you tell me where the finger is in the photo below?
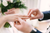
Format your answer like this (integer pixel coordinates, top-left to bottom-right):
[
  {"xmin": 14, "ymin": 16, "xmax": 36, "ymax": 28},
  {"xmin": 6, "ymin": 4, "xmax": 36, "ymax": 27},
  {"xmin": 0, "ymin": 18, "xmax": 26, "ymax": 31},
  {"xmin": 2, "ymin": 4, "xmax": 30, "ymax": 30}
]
[
  {"xmin": 9, "ymin": 11, "xmax": 15, "ymax": 14},
  {"xmin": 7, "ymin": 9, "xmax": 13, "ymax": 13},
  {"xmin": 18, "ymin": 17, "xmax": 25, "ymax": 24},
  {"xmin": 4, "ymin": 11, "xmax": 12, "ymax": 14},
  {"xmin": 28, "ymin": 9, "xmax": 37, "ymax": 17},
  {"xmin": 27, "ymin": 9, "xmax": 32, "ymax": 15},
  {"xmin": 15, "ymin": 15, "xmax": 29, "ymax": 19},
  {"xmin": 4, "ymin": 12, "xmax": 11, "ymax": 15},
  {"xmin": 32, "ymin": 12, "xmax": 37, "ymax": 16},
  {"xmin": 4, "ymin": 12, "xmax": 9, "ymax": 15},
  {"xmin": 21, "ymin": 19, "xmax": 26, "ymax": 21},
  {"xmin": 24, "ymin": 19, "xmax": 26, "ymax": 21},
  {"xmin": 15, "ymin": 19, "xmax": 18, "ymax": 21},
  {"xmin": 16, "ymin": 15, "xmax": 28, "ymax": 17},
  {"xmin": 7, "ymin": 11, "xmax": 15, "ymax": 14},
  {"xmin": 30, "ymin": 16, "xmax": 38, "ymax": 20},
  {"xmin": 8, "ymin": 10, "xmax": 12, "ymax": 12},
  {"xmin": 28, "ymin": 10, "xmax": 34, "ymax": 17},
  {"xmin": 21, "ymin": 17, "xmax": 29, "ymax": 19}
]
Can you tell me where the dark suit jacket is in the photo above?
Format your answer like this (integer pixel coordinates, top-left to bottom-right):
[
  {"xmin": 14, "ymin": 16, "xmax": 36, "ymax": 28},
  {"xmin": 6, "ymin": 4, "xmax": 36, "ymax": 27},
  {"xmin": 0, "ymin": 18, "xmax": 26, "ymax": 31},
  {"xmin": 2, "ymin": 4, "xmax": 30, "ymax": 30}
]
[
  {"xmin": 31, "ymin": 11, "xmax": 50, "ymax": 33},
  {"xmin": 39, "ymin": 10, "xmax": 50, "ymax": 21}
]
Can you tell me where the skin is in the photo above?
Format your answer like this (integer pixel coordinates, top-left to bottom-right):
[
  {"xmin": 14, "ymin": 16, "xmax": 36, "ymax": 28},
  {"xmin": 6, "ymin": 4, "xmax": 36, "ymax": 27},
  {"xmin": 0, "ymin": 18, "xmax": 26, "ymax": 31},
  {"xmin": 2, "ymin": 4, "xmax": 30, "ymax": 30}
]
[
  {"xmin": 14, "ymin": 18, "xmax": 33, "ymax": 33},
  {"xmin": 0, "ymin": 8, "xmax": 28, "ymax": 28},
  {"xmin": 27, "ymin": 9, "xmax": 43, "ymax": 20},
  {"xmin": 4, "ymin": 8, "xmax": 43, "ymax": 33},
  {"xmin": 0, "ymin": 14, "xmax": 19, "ymax": 28},
  {"xmin": 4, "ymin": 8, "xmax": 28, "ymax": 23},
  {"xmin": 14, "ymin": 9, "xmax": 43, "ymax": 33},
  {"xmin": 4, "ymin": 8, "xmax": 33, "ymax": 33},
  {"xmin": 2, "ymin": 0, "xmax": 44, "ymax": 33}
]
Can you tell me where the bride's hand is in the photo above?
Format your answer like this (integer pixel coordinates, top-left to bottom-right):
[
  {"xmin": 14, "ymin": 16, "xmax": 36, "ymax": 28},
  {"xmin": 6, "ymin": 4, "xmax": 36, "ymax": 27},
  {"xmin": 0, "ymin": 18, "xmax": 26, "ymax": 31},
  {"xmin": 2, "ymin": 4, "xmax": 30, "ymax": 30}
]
[
  {"xmin": 5, "ymin": 14, "xmax": 28, "ymax": 22},
  {"xmin": 4, "ymin": 8, "xmax": 15, "ymax": 15}
]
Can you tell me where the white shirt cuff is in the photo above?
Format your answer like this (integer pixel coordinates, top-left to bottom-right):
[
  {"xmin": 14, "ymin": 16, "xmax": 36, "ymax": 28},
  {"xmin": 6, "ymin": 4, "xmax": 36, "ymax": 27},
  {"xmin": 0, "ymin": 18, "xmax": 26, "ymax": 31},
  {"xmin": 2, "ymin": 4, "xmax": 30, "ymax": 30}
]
[{"xmin": 32, "ymin": 27, "xmax": 37, "ymax": 32}]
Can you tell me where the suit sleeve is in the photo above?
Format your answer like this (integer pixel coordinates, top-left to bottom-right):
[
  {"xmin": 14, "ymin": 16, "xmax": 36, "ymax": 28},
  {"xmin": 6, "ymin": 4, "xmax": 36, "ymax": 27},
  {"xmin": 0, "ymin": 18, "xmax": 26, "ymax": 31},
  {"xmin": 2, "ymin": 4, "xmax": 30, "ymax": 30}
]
[
  {"xmin": 30, "ymin": 29, "xmax": 42, "ymax": 33},
  {"xmin": 38, "ymin": 10, "xmax": 50, "ymax": 21}
]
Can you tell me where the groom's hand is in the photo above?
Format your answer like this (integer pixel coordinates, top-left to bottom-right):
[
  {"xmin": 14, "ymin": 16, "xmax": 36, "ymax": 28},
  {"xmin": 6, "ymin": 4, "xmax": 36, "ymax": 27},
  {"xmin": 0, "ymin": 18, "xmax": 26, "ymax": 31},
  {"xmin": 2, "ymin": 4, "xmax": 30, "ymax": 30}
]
[
  {"xmin": 28, "ymin": 9, "xmax": 43, "ymax": 20},
  {"xmin": 14, "ymin": 18, "xmax": 33, "ymax": 33}
]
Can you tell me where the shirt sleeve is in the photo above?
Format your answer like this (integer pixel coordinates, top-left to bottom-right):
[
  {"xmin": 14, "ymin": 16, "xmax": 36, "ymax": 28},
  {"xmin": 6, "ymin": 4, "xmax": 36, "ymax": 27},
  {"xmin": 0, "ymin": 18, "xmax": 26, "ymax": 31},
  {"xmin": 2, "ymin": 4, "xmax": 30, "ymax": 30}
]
[
  {"xmin": 30, "ymin": 28, "xmax": 42, "ymax": 33},
  {"xmin": 38, "ymin": 11, "xmax": 50, "ymax": 21}
]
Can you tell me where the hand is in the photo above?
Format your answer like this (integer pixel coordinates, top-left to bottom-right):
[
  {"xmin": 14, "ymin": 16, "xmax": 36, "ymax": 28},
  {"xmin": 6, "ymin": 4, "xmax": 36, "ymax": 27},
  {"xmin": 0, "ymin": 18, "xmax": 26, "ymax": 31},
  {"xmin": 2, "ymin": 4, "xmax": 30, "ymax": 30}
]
[
  {"xmin": 5, "ymin": 14, "xmax": 28, "ymax": 22},
  {"xmin": 4, "ymin": 8, "xmax": 20, "ymax": 15},
  {"xmin": 4, "ymin": 8, "xmax": 15, "ymax": 15},
  {"xmin": 14, "ymin": 18, "xmax": 33, "ymax": 33},
  {"xmin": 28, "ymin": 9, "xmax": 43, "ymax": 20}
]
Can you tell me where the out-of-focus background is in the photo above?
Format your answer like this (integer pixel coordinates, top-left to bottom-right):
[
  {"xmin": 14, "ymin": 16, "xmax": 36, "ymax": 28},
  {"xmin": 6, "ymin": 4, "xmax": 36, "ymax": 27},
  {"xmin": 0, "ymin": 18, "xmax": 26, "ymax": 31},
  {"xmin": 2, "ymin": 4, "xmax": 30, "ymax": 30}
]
[
  {"xmin": 21, "ymin": 0, "xmax": 50, "ymax": 14},
  {"xmin": 0, "ymin": 0, "xmax": 50, "ymax": 33}
]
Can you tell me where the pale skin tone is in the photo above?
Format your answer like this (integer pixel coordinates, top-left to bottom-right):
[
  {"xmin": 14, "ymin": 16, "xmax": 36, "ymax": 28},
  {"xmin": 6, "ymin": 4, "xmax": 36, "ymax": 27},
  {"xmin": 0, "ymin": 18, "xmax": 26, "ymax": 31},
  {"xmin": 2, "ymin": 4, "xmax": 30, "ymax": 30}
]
[
  {"xmin": 4, "ymin": 8, "xmax": 28, "ymax": 33},
  {"xmin": 4, "ymin": 8, "xmax": 33, "ymax": 33},
  {"xmin": 5, "ymin": 8, "xmax": 43, "ymax": 33},
  {"xmin": 0, "ymin": 8, "xmax": 28, "ymax": 28},
  {"xmin": 27, "ymin": 9, "xmax": 43, "ymax": 20},
  {"xmin": 0, "ymin": 14, "xmax": 28, "ymax": 28},
  {"xmin": 4, "ymin": 8, "xmax": 29, "ymax": 21},
  {"xmin": 14, "ymin": 9, "xmax": 43, "ymax": 33},
  {"xmin": 14, "ymin": 17, "xmax": 33, "ymax": 33},
  {"xmin": 1, "ymin": 8, "xmax": 43, "ymax": 33},
  {"xmin": 1, "ymin": 0, "xmax": 44, "ymax": 33}
]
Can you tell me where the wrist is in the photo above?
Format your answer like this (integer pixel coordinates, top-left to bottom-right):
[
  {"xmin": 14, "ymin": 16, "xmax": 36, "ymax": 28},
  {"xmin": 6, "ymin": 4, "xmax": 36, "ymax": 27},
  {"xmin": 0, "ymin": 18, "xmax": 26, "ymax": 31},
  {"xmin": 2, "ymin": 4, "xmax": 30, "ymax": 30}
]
[{"xmin": 4, "ymin": 15, "xmax": 8, "ymax": 22}]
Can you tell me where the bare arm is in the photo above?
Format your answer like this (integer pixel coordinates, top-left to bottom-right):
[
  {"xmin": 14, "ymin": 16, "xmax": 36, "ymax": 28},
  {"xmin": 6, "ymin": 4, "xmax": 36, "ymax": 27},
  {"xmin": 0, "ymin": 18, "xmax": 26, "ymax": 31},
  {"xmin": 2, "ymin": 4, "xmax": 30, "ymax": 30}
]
[{"xmin": 0, "ymin": 16, "xmax": 7, "ymax": 28}]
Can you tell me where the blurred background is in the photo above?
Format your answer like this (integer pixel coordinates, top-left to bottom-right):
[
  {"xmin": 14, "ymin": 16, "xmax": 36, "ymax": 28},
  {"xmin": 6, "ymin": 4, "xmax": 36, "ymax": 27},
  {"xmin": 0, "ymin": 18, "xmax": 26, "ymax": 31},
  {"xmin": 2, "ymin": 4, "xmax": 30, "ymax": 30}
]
[
  {"xmin": 0, "ymin": 0, "xmax": 50, "ymax": 33},
  {"xmin": 0, "ymin": 0, "xmax": 50, "ymax": 15}
]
